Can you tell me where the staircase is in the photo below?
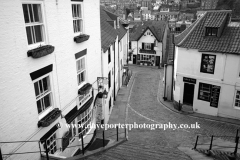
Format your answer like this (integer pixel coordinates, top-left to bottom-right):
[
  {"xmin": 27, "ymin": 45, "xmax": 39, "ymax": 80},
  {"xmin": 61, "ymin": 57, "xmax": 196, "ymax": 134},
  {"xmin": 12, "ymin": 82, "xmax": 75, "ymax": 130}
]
[{"xmin": 83, "ymin": 141, "xmax": 191, "ymax": 160}]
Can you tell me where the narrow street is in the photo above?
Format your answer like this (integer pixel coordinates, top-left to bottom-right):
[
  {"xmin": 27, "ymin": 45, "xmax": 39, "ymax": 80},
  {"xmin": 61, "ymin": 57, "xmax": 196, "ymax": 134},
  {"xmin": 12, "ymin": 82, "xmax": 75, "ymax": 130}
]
[{"xmin": 85, "ymin": 65, "xmax": 240, "ymax": 160}]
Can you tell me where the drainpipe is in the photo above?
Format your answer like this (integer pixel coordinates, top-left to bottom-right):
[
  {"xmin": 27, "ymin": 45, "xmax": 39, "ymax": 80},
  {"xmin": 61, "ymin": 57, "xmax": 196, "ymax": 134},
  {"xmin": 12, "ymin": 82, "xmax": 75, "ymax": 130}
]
[
  {"xmin": 171, "ymin": 34, "xmax": 175, "ymax": 101},
  {"xmin": 114, "ymin": 42, "xmax": 116, "ymax": 101},
  {"xmin": 164, "ymin": 64, "xmax": 167, "ymax": 100}
]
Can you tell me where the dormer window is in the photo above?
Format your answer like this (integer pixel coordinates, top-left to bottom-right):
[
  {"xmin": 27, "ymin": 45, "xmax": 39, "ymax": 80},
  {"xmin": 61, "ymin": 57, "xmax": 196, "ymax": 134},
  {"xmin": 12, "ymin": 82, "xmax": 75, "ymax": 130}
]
[{"xmin": 205, "ymin": 27, "xmax": 218, "ymax": 36}]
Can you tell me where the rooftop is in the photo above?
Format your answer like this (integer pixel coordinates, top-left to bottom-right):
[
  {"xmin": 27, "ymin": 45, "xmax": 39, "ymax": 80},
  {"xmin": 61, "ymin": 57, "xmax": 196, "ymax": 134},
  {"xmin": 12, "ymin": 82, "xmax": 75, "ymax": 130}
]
[
  {"xmin": 129, "ymin": 21, "xmax": 166, "ymax": 42},
  {"xmin": 175, "ymin": 10, "xmax": 240, "ymax": 54}
]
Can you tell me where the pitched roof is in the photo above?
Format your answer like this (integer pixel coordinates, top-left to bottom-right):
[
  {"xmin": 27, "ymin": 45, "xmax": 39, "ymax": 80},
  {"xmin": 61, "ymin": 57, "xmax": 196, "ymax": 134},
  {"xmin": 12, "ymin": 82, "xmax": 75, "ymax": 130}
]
[
  {"xmin": 100, "ymin": 6, "xmax": 118, "ymax": 53},
  {"xmin": 175, "ymin": 10, "xmax": 240, "ymax": 54},
  {"xmin": 104, "ymin": 9, "xmax": 127, "ymax": 41},
  {"xmin": 100, "ymin": 6, "xmax": 127, "ymax": 52},
  {"xmin": 129, "ymin": 21, "xmax": 167, "ymax": 42}
]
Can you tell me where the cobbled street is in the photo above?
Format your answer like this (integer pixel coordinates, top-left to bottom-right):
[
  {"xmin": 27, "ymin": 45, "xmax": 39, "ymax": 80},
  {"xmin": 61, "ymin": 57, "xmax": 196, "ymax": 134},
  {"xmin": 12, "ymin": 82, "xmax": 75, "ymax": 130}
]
[{"xmin": 85, "ymin": 65, "xmax": 240, "ymax": 160}]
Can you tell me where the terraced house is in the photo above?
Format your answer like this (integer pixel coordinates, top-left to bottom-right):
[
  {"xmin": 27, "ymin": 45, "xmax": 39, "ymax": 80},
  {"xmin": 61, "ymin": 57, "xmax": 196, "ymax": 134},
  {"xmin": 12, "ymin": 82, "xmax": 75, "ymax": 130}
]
[
  {"xmin": 0, "ymin": 0, "xmax": 102, "ymax": 159},
  {"xmin": 100, "ymin": 6, "xmax": 129, "ymax": 125},
  {"xmin": 173, "ymin": 10, "xmax": 240, "ymax": 120}
]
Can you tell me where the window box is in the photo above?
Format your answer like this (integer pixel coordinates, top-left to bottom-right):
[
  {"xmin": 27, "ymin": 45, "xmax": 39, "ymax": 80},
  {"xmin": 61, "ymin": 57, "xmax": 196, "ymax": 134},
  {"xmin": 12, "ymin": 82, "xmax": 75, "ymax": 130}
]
[
  {"xmin": 27, "ymin": 45, "xmax": 55, "ymax": 58},
  {"xmin": 38, "ymin": 108, "xmax": 61, "ymax": 127},
  {"xmin": 74, "ymin": 34, "xmax": 90, "ymax": 43},
  {"xmin": 78, "ymin": 83, "xmax": 92, "ymax": 95}
]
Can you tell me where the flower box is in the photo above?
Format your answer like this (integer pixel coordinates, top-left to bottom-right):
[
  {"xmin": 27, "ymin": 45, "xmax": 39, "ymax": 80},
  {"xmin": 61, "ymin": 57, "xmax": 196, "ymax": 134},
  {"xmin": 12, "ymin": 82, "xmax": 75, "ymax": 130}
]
[
  {"xmin": 38, "ymin": 108, "xmax": 61, "ymax": 127},
  {"xmin": 74, "ymin": 34, "xmax": 90, "ymax": 43},
  {"xmin": 78, "ymin": 83, "xmax": 92, "ymax": 95},
  {"xmin": 27, "ymin": 45, "xmax": 55, "ymax": 58}
]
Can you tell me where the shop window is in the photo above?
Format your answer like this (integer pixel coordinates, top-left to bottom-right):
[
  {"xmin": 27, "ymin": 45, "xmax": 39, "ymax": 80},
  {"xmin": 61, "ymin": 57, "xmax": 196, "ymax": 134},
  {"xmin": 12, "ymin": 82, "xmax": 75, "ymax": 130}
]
[
  {"xmin": 234, "ymin": 90, "xmax": 240, "ymax": 107},
  {"xmin": 45, "ymin": 132, "xmax": 57, "ymax": 154},
  {"xmin": 198, "ymin": 82, "xmax": 211, "ymax": 102},
  {"xmin": 200, "ymin": 54, "xmax": 216, "ymax": 74},
  {"xmin": 77, "ymin": 107, "xmax": 92, "ymax": 138}
]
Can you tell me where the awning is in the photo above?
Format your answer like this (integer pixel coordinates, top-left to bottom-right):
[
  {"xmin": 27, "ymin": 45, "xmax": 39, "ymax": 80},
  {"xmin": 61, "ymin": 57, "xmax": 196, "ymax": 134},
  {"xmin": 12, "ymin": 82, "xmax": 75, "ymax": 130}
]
[{"xmin": 65, "ymin": 97, "xmax": 93, "ymax": 124}]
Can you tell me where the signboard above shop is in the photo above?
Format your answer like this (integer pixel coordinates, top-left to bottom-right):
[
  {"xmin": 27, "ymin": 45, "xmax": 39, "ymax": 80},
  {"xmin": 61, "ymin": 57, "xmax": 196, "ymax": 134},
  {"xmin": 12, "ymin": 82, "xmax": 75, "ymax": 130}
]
[{"xmin": 183, "ymin": 77, "xmax": 196, "ymax": 84}]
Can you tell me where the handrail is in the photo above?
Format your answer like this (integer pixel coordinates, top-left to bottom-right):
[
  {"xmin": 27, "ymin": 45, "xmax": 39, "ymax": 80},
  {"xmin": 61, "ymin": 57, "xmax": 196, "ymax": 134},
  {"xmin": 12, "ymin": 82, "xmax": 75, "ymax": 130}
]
[
  {"xmin": 193, "ymin": 129, "xmax": 240, "ymax": 156},
  {"xmin": 0, "ymin": 125, "xmax": 128, "ymax": 159}
]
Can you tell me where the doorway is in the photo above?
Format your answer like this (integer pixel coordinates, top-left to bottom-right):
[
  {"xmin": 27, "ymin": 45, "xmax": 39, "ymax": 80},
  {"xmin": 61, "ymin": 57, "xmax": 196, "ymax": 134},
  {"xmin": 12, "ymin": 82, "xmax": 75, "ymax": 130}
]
[
  {"xmin": 133, "ymin": 55, "xmax": 136, "ymax": 64},
  {"xmin": 183, "ymin": 83, "xmax": 194, "ymax": 105}
]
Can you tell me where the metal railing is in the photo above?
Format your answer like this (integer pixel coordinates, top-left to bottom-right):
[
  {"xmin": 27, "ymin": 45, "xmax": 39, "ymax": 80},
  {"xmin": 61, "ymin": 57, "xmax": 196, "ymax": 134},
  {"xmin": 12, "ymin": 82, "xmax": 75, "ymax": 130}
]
[
  {"xmin": 193, "ymin": 129, "xmax": 240, "ymax": 156},
  {"xmin": 0, "ymin": 126, "xmax": 128, "ymax": 160}
]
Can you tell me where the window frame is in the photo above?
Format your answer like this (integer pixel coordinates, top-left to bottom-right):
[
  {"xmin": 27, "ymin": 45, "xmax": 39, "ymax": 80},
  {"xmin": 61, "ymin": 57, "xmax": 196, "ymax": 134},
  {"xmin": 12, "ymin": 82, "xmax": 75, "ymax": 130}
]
[
  {"xmin": 76, "ymin": 56, "xmax": 87, "ymax": 87},
  {"xmin": 22, "ymin": 1, "xmax": 47, "ymax": 49},
  {"xmin": 200, "ymin": 54, "xmax": 216, "ymax": 74},
  {"xmin": 69, "ymin": 119, "xmax": 77, "ymax": 143},
  {"xmin": 77, "ymin": 106, "xmax": 93, "ymax": 139},
  {"xmin": 71, "ymin": 2, "xmax": 84, "ymax": 36},
  {"xmin": 205, "ymin": 27, "xmax": 218, "ymax": 36},
  {"xmin": 33, "ymin": 74, "xmax": 54, "ymax": 120},
  {"xmin": 108, "ymin": 47, "xmax": 111, "ymax": 64},
  {"xmin": 144, "ymin": 43, "xmax": 151, "ymax": 50},
  {"xmin": 234, "ymin": 90, "xmax": 240, "ymax": 109},
  {"xmin": 198, "ymin": 82, "xmax": 211, "ymax": 102},
  {"xmin": 45, "ymin": 132, "xmax": 57, "ymax": 155}
]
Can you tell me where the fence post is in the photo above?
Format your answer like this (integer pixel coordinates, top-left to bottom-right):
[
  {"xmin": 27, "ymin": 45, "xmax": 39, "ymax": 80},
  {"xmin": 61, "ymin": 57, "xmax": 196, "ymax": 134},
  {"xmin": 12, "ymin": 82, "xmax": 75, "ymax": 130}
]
[
  {"xmin": 209, "ymin": 135, "xmax": 214, "ymax": 151},
  {"xmin": 125, "ymin": 125, "xmax": 128, "ymax": 140},
  {"xmin": 0, "ymin": 147, "xmax": 3, "ymax": 160},
  {"xmin": 235, "ymin": 129, "xmax": 239, "ymax": 143},
  {"xmin": 178, "ymin": 100, "xmax": 181, "ymax": 111},
  {"xmin": 44, "ymin": 140, "xmax": 49, "ymax": 160},
  {"xmin": 117, "ymin": 126, "xmax": 119, "ymax": 141},
  {"xmin": 81, "ymin": 134, "xmax": 84, "ymax": 155},
  {"xmin": 103, "ymin": 130, "xmax": 105, "ymax": 147},
  {"xmin": 234, "ymin": 136, "xmax": 239, "ymax": 155},
  {"xmin": 193, "ymin": 135, "xmax": 199, "ymax": 149}
]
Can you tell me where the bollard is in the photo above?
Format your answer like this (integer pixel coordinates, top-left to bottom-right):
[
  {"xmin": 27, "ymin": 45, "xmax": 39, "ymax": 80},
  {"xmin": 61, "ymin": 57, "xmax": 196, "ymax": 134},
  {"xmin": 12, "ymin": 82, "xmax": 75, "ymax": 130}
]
[
  {"xmin": 117, "ymin": 126, "xmax": 119, "ymax": 141},
  {"xmin": 81, "ymin": 134, "xmax": 84, "ymax": 155},
  {"xmin": 193, "ymin": 136, "xmax": 199, "ymax": 149},
  {"xmin": 234, "ymin": 136, "xmax": 239, "ymax": 155},
  {"xmin": 0, "ymin": 147, "xmax": 3, "ymax": 160},
  {"xmin": 209, "ymin": 135, "xmax": 214, "ymax": 150},
  {"xmin": 44, "ymin": 140, "xmax": 49, "ymax": 160},
  {"xmin": 103, "ymin": 130, "xmax": 105, "ymax": 147}
]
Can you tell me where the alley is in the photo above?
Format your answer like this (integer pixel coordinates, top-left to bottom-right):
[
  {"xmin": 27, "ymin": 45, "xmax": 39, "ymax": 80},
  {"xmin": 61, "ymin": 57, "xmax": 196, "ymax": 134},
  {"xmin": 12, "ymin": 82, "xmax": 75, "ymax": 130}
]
[{"xmin": 84, "ymin": 65, "xmax": 240, "ymax": 160}]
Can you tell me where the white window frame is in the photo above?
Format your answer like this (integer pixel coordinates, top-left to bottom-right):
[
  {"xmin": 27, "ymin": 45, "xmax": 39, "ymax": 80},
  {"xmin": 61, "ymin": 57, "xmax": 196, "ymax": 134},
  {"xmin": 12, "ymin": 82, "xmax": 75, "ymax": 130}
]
[
  {"xmin": 71, "ymin": 2, "xmax": 84, "ymax": 36},
  {"xmin": 45, "ymin": 132, "xmax": 57, "ymax": 154},
  {"xmin": 33, "ymin": 74, "xmax": 54, "ymax": 120},
  {"xmin": 76, "ymin": 56, "xmax": 87, "ymax": 88},
  {"xmin": 22, "ymin": 1, "xmax": 47, "ymax": 49},
  {"xmin": 77, "ymin": 106, "xmax": 93, "ymax": 140},
  {"xmin": 234, "ymin": 90, "xmax": 240, "ymax": 109},
  {"xmin": 144, "ymin": 43, "xmax": 151, "ymax": 50}
]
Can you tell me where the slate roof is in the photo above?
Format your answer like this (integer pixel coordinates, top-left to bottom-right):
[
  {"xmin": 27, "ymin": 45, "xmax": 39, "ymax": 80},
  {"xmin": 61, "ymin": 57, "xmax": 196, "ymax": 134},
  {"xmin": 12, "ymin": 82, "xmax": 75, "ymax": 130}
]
[
  {"xmin": 100, "ymin": 6, "xmax": 127, "ymax": 53},
  {"xmin": 104, "ymin": 9, "xmax": 127, "ymax": 41},
  {"xmin": 129, "ymin": 21, "xmax": 167, "ymax": 42},
  {"xmin": 175, "ymin": 10, "xmax": 240, "ymax": 54},
  {"xmin": 100, "ymin": 6, "xmax": 117, "ymax": 53}
]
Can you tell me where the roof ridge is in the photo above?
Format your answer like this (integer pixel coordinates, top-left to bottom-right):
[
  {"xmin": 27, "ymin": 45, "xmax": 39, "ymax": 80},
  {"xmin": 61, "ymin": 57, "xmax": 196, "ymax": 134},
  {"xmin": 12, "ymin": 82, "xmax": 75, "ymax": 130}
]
[{"xmin": 176, "ymin": 12, "xmax": 207, "ymax": 46}]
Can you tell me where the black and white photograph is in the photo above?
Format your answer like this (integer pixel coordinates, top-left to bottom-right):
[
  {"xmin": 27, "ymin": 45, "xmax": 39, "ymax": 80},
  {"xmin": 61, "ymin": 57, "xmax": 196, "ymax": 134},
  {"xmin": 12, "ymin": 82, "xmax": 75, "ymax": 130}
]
[{"xmin": 0, "ymin": 0, "xmax": 240, "ymax": 160}]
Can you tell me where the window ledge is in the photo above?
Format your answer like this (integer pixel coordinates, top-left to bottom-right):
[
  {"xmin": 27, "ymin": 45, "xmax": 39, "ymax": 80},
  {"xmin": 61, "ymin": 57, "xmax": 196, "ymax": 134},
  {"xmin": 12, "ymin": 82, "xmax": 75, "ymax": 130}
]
[
  {"xmin": 78, "ymin": 83, "xmax": 92, "ymax": 95},
  {"xmin": 27, "ymin": 45, "xmax": 55, "ymax": 58},
  {"xmin": 38, "ymin": 108, "xmax": 61, "ymax": 127},
  {"xmin": 74, "ymin": 34, "xmax": 90, "ymax": 43}
]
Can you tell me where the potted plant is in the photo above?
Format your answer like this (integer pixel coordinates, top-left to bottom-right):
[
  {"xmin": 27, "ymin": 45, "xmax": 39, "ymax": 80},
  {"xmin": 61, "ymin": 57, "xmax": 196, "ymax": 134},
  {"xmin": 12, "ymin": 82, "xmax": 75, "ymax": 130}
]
[{"xmin": 27, "ymin": 45, "xmax": 55, "ymax": 58}]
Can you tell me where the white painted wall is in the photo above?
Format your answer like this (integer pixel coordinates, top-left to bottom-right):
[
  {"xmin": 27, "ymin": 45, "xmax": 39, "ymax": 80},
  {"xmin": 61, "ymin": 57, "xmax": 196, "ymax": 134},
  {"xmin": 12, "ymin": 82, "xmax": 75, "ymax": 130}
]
[
  {"xmin": 0, "ymin": 0, "xmax": 101, "ymax": 159},
  {"xmin": 174, "ymin": 47, "xmax": 240, "ymax": 119}
]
